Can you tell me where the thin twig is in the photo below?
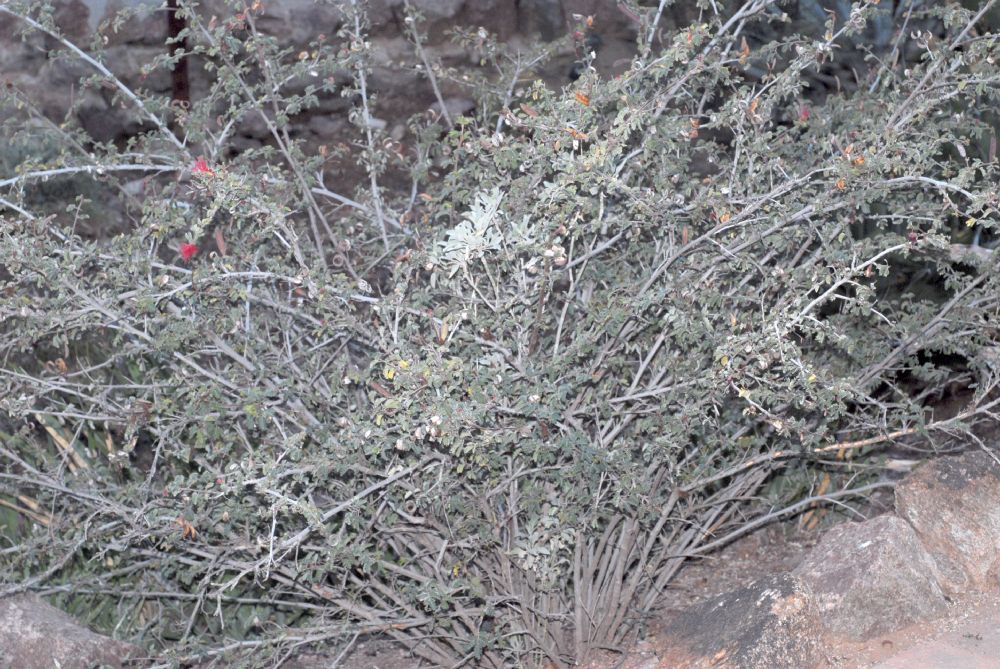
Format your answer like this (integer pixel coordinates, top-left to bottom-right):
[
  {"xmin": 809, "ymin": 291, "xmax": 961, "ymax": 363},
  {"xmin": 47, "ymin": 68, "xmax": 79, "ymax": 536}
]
[
  {"xmin": 404, "ymin": 1, "xmax": 451, "ymax": 127},
  {"xmin": 349, "ymin": 0, "xmax": 390, "ymax": 250}
]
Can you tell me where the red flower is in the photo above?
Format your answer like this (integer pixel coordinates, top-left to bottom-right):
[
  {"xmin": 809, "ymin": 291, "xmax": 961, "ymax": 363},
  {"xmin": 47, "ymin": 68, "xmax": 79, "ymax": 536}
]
[
  {"xmin": 192, "ymin": 157, "xmax": 215, "ymax": 176},
  {"xmin": 797, "ymin": 105, "xmax": 811, "ymax": 122},
  {"xmin": 180, "ymin": 243, "xmax": 199, "ymax": 262}
]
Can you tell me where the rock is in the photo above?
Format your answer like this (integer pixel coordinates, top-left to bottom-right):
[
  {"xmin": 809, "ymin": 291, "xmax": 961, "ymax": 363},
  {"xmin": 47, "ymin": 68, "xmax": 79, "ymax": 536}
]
[
  {"xmin": 1, "ymin": 0, "xmax": 519, "ymax": 152},
  {"xmin": 53, "ymin": 0, "xmax": 93, "ymax": 41},
  {"xmin": 26, "ymin": 55, "xmax": 146, "ymax": 144},
  {"xmin": 368, "ymin": 0, "xmax": 466, "ymax": 30},
  {"xmin": 457, "ymin": 0, "xmax": 518, "ymax": 41},
  {"xmin": 102, "ymin": 44, "xmax": 174, "ymax": 92},
  {"xmin": 895, "ymin": 450, "xmax": 1000, "ymax": 595},
  {"xmin": 0, "ymin": 593, "xmax": 141, "ymax": 669},
  {"xmin": 793, "ymin": 514, "xmax": 947, "ymax": 640},
  {"xmin": 363, "ymin": 37, "xmax": 476, "ymax": 119},
  {"xmin": 431, "ymin": 96, "xmax": 475, "ymax": 119},
  {"xmin": 95, "ymin": 0, "xmax": 167, "ymax": 46},
  {"xmin": 228, "ymin": 134, "xmax": 264, "ymax": 154},
  {"xmin": 0, "ymin": 22, "xmax": 47, "ymax": 74},
  {"xmin": 654, "ymin": 574, "xmax": 822, "ymax": 669},
  {"xmin": 234, "ymin": 1, "xmax": 345, "ymax": 47},
  {"xmin": 634, "ymin": 659, "xmax": 662, "ymax": 669},
  {"xmin": 236, "ymin": 108, "xmax": 273, "ymax": 140},
  {"xmin": 75, "ymin": 91, "xmax": 148, "ymax": 144},
  {"xmin": 307, "ymin": 113, "xmax": 348, "ymax": 138},
  {"xmin": 367, "ymin": 0, "xmax": 517, "ymax": 40},
  {"xmin": 517, "ymin": 0, "xmax": 564, "ymax": 40},
  {"xmin": 368, "ymin": 36, "xmax": 423, "ymax": 91}
]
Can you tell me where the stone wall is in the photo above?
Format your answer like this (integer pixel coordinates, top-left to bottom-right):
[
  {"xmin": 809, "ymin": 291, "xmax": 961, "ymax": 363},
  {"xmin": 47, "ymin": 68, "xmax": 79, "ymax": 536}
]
[{"xmin": 0, "ymin": 1, "xmax": 641, "ymax": 147}]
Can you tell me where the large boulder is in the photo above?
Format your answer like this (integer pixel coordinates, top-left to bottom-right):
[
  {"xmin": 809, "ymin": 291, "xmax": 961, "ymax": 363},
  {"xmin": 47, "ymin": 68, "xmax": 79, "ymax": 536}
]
[
  {"xmin": 792, "ymin": 514, "xmax": 947, "ymax": 640},
  {"xmin": 895, "ymin": 450, "xmax": 1000, "ymax": 595},
  {"xmin": 0, "ymin": 593, "xmax": 141, "ymax": 669},
  {"xmin": 654, "ymin": 574, "xmax": 823, "ymax": 669}
]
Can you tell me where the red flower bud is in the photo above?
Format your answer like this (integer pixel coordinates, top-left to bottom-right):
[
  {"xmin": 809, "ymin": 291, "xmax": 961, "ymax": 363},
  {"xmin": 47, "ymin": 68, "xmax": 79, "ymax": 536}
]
[
  {"xmin": 192, "ymin": 157, "xmax": 215, "ymax": 176},
  {"xmin": 180, "ymin": 243, "xmax": 199, "ymax": 262}
]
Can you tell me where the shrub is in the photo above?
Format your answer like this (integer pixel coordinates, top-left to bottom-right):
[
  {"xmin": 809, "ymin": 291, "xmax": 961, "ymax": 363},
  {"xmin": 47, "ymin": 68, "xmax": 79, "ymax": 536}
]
[{"xmin": 1, "ymin": 1, "xmax": 999, "ymax": 667}]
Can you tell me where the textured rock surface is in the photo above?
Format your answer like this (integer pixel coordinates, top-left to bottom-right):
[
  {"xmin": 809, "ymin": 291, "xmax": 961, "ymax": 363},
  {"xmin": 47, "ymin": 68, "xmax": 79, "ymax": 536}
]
[
  {"xmin": 895, "ymin": 450, "xmax": 1000, "ymax": 595},
  {"xmin": 0, "ymin": 0, "xmax": 527, "ymax": 146},
  {"xmin": 0, "ymin": 594, "xmax": 141, "ymax": 669},
  {"xmin": 654, "ymin": 574, "xmax": 822, "ymax": 669},
  {"xmin": 793, "ymin": 514, "xmax": 947, "ymax": 640}
]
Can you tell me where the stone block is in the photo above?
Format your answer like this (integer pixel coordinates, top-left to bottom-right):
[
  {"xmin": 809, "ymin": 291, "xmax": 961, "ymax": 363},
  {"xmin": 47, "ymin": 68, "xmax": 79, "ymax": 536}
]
[
  {"xmin": 793, "ymin": 514, "xmax": 946, "ymax": 640},
  {"xmin": 895, "ymin": 450, "xmax": 1000, "ymax": 595},
  {"xmin": 0, "ymin": 594, "xmax": 140, "ymax": 669},
  {"xmin": 654, "ymin": 574, "xmax": 822, "ymax": 669}
]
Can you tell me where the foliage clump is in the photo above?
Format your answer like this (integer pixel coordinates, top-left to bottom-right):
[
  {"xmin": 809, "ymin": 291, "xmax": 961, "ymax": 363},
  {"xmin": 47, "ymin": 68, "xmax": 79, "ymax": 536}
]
[{"xmin": 1, "ymin": 1, "xmax": 999, "ymax": 667}]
